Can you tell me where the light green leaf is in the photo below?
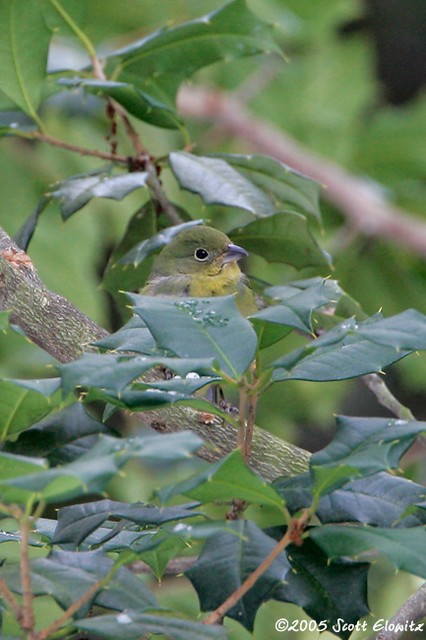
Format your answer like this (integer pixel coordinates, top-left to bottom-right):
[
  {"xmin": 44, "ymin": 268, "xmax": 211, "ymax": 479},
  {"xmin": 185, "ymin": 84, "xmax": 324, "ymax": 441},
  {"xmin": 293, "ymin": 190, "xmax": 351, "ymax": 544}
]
[
  {"xmin": 230, "ymin": 213, "xmax": 331, "ymax": 269},
  {"xmin": 108, "ymin": 0, "xmax": 281, "ymax": 88},
  {"xmin": 57, "ymin": 78, "xmax": 181, "ymax": 129},
  {"xmin": 169, "ymin": 151, "xmax": 274, "ymax": 215},
  {"xmin": 158, "ymin": 450, "xmax": 284, "ymax": 508},
  {"xmin": 0, "ymin": 378, "xmax": 62, "ymax": 441},
  {"xmin": 0, "ymin": 0, "xmax": 51, "ymax": 115},
  {"xmin": 216, "ymin": 153, "xmax": 322, "ymax": 219},
  {"xmin": 49, "ymin": 171, "xmax": 148, "ymax": 219}
]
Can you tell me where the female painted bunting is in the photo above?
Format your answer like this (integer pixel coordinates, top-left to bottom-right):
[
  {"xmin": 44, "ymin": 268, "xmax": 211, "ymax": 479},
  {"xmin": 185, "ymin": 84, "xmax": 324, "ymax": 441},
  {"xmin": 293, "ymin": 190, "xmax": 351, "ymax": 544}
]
[{"xmin": 142, "ymin": 226, "xmax": 257, "ymax": 315}]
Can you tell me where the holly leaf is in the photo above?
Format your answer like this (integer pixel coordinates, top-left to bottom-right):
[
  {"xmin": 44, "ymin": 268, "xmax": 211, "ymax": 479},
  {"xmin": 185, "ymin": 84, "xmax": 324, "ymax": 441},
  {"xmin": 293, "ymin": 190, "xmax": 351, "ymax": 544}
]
[{"xmin": 187, "ymin": 520, "xmax": 289, "ymax": 631}]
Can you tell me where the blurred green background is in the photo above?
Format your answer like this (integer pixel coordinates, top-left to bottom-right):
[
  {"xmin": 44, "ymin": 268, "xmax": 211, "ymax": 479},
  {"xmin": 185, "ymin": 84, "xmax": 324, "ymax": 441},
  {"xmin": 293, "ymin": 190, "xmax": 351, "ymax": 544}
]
[{"xmin": 1, "ymin": 1, "xmax": 425, "ymax": 636}]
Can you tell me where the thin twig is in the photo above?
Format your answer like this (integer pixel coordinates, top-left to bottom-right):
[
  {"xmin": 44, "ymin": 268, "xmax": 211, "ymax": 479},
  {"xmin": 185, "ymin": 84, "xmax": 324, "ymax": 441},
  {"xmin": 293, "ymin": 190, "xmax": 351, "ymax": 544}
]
[
  {"xmin": 362, "ymin": 373, "xmax": 415, "ymax": 420},
  {"xmin": 203, "ymin": 509, "xmax": 310, "ymax": 625},
  {"xmin": 31, "ymin": 131, "xmax": 128, "ymax": 164},
  {"xmin": 178, "ymin": 85, "xmax": 426, "ymax": 256},
  {"xmin": 35, "ymin": 578, "xmax": 104, "ymax": 640},
  {"xmin": 19, "ymin": 514, "xmax": 35, "ymax": 632},
  {"xmin": 0, "ymin": 579, "xmax": 22, "ymax": 621}
]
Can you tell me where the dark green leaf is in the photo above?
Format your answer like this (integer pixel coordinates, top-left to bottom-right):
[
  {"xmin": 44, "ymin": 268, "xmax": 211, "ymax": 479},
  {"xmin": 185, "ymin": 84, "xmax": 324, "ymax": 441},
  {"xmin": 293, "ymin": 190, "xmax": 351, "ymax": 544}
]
[
  {"xmin": 216, "ymin": 153, "xmax": 322, "ymax": 219},
  {"xmin": 94, "ymin": 316, "xmax": 156, "ymax": 354},
  {"xmin": 0, "ymin": 377, "xmax": 62, "ymax": 442},
  {"xmin": 57, "ymin": 77, "xmax": 181, "ymax": 129},
  {"xmin": 311, "ymin": 416, "xmax": 426, "ymax": 496},
  {"xmin": 187, "ymin": 520, "xmax": 289, "ymax": 631},
  {"xmin": 50, "ymin": 171, "xmax": 148, "ymax": 219},
  {"xmin": 59, "ymin": 352, "xmax": 216, "ymax": 396},
  {"xmin": 272, "ymin": 538, "xmax": 369, "ymax": 639},
  {"xmin": 158, "ymin": 450, "xmax": 284, "ymax": 508},
  {"xmin": 230, "ymin": 213, "xmax": 331, "ymax": 270},
  {"xmin": 5, "ymin": 403, "xmax": 111, "ymax": 464},
  {"xmin": 251, "ymin": 278, "xmax": 341, "ymax": 347},
  {"xmin": 54, "ymin": 499, "xmax": 201, "ymax": 545},
  {"xmin": 130, "ymin": 294, "xmax": 257, "ymax": 378},
  {"xmin": 316, "ymin": 473, "xmax": 426, "ymax": 527},
  {"xmin": 76, "ymin": 611, "xmax": 227, "ymax": 640},
  {"xmin": 271, "ymin": 316, "xmax": 412, "ymax": 383},
  {"xmin": 0, "ymin": 0, "xmax": 51, "ymax": 114},
  {"xmin": 0, "ymin": 431, "xmax": 202, "ymax": 503},
  {"xmin": 356, "ymin": 308, "xmax": 426, "ymax": 350},
  {"xmin": 13, "ymin": 195, "xmax": 51, "ymax": 250},
  {"xmin": 310, "ymin": 525, "xmax": 426, "ymax": 579},
  {"xmin": 169, "ymin": 151, "xmax": 274, "ymax": 214},
  {"xmin": 2, "ymin": 548, "xmax": 156, "ymax": 614}
]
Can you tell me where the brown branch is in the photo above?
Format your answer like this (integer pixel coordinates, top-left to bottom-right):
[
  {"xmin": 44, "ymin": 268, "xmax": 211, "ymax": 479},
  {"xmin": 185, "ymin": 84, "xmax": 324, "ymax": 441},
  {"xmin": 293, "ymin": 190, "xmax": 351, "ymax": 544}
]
[
  {"xmin": 0, "ymin": 578, "xmax": 22, "ymax": 622},
  {"xmin": 19, "ymin": 515, "xmax": 35, "ymax": 632},
  {"xmin": 0, "ymin": 225, "xmax": 310, "ymax": 480},
  {"xmin": 203, "ymin": 509, "xmax": 310, "ymax": 625},
  {"xmin": 31, "ymin": 131, "xmax": 128, "ymax": 164},
  {"xmin": 177, "ymin": 86, "xmax": 426, "ymax": 256},
  {"xmin": 35, "ymin": 578, "xmax": 104, "ymax": 640}
]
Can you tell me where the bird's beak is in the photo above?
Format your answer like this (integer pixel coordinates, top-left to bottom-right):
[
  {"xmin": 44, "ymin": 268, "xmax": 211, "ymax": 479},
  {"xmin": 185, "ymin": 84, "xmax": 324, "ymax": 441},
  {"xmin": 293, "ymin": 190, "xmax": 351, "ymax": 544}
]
[{"xmin": 219, "ymin": 243, "xmax": 248, "ymax": 265}]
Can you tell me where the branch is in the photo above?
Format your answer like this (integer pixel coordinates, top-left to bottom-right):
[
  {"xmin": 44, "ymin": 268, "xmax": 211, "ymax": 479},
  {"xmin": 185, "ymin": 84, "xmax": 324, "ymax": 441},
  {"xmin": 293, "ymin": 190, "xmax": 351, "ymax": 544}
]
[
  {"xmin": 374, "ymin": 582, "xmax": 426, "ymax": 640},
  {"xmin": 0, "ymin": 225, "xmax": 309, "ymax": 481},
  {"xmin": 203, "ymin": 509, "xmax": 310, "ymax": 625},
  {"xmin": 178, "ymin": 86, "xmax": 426, "ymax": 256}
]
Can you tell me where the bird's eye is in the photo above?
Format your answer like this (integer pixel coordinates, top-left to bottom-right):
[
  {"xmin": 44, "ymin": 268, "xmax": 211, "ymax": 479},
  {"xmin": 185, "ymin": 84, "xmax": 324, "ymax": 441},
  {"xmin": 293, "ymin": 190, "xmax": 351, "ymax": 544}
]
[{"xmin": 194, "ymin": 248, "xmax": 210, "ymax": 261}]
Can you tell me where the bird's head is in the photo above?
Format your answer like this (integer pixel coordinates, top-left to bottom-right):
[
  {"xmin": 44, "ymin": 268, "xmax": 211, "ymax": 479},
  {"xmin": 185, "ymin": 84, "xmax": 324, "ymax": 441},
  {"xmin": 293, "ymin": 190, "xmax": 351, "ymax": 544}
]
[{"xmin": 151, "ymin": 226, "xmax": 248, "ymax": 278}]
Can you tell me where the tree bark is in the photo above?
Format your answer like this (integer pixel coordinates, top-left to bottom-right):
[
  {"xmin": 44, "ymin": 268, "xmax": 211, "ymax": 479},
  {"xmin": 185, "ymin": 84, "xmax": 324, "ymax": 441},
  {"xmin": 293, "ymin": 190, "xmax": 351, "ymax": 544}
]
[{"xmin": 0, "ymin": 225, "xmax": 310, "ymax": 481}]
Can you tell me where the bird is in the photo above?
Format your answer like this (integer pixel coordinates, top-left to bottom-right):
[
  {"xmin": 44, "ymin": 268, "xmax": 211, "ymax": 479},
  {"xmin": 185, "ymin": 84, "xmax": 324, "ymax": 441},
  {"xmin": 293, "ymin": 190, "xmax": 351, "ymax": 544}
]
[{"xmin": 142, "ymin": 225, "xmax": 257, "ymax": 316}]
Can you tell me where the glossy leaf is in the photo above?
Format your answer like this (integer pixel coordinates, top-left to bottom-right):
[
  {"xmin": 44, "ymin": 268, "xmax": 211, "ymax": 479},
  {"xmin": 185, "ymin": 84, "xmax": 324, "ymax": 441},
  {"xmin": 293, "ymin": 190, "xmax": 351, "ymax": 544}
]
[
  {"xmin": 4, "ymin": 402, "xmax": 110, "ymax": 464},
  {"xmin": 316, "ymin": 473, "xmax": 426, "ymax": 528},
  {"xmin": 0, "ymin": 0, "xmax": 51, "ymax": 114},
  {"xmin": 230, "ymin": 213, "xmax": 331, "ymax": 269},
  {"xmin": 57, "ymin": 78, "xmax": 181, "ymax": 129},
  {"xmin": 107, "ymin": 0, "xmax": 281, "ymax": 90},
  {"xmin": 94, "ymin": 316, "xmax": 156, "ymax": 354},
  {"xmin": 54, "ymin": 499, "xmax": 201, "ymax": 545},
  {"xmin": 217, "ymin": 153, "xmax": 322, "ymax": 219},
  {"xmin": 271, "ymin": 316, "xmax": 413, "ymax": 383},
  {"xmin": 311, "ymin": 416, "xmax": 426, "ymax": 496},
  {"xmin": 187, "ymin": 520, "xmax": 289, "ymax": 631},
  {"xmin": 274, "ymin": 471, "xmax": 426, "ymax": 527},
  {"xmin": 356, "ymin": 308, "xmax": 426, "ymax": 349},
  {"xmin": 310, "ymin": 525, "xmax": 426, "ymax": 579},
  {"xmin": 0, "ymin": 377, "xmax": 62, "ymax": 441},
  {"xmin": 0, "ymin": 431, "xmax": 202, "ymax": 504},
  {"xmin": 2, "ymin": 548, "xmax": 156, "ymax": 614},
  {"xmin": 130, "ymin": 294, "xmax": 257, "ymax": 378},
  {"xmin": 76, "ymin": 612, "xmax": 227, "ymax": 640},
  {"xmin": 251, "ymin": 278, "xmax": 341, "ymax": 347},
  {"xmin": 272, "ymin": 538, "xmax": 369, "ymax": 639},
  {"xmin": 158, "ymin": 450, "xmax": 284, "ymax": 508},
  {"xmin": 170, "ymin": 151, "xmax": 274, "ymax": 215},
  {"xmin": 59, "ymin": 352, "xmax": 217, "ymax": 396},
  {"xmin": 50, "ymin": 171, "xmax": 148, "ymax": 219}
]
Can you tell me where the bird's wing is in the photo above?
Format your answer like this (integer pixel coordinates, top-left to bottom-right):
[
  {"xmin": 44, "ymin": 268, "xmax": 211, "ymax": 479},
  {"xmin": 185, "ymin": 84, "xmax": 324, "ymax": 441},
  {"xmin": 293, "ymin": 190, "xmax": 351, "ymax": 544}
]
[{"xmin": 142, "ymin": 275, "xmax": 191, "ymax": 296}]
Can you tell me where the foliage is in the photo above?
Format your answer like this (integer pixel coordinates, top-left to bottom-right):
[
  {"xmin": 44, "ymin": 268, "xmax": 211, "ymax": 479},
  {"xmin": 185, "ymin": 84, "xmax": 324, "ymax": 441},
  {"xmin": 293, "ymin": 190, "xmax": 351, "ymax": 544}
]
[{"xmin": 0, "ymin": 1, "xmax": 425, "ymax": 639}]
